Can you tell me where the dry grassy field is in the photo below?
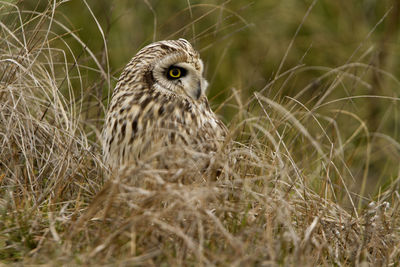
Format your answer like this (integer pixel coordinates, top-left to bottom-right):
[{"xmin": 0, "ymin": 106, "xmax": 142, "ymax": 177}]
[{"xmin": 1, "ymin": 0, "xmax": 400, "ymax": 265}]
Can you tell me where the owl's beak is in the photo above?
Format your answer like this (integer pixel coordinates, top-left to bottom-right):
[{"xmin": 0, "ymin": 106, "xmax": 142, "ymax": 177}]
[
  {"xmin": 188, "ymin": 79, "xmax": 203, "ymax": 100},
  {"xmin": 195, "ymin": 78, "xmax": 208, "ymax": 100},
  {"xmin": 198, "ymin": 78, "xmax": 208, "ymax": 100},
  {"xmin": 195, "ymin": 82, "xmax": 202, "ymax": 100},
  {"xmin": 183, "ymin": 75, "xmax": 207, "ymax": 100}
]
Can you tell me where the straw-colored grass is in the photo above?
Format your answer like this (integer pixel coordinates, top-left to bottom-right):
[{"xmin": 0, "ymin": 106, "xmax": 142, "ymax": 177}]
[{"xmin": 1, "ymin": 0, "xmax": 400, "ymax": 265}]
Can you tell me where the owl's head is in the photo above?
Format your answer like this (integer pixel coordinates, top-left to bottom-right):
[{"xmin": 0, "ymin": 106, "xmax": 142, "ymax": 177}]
[{"xmin": 126, "ymin": 39, "xmax": 208, "ymax": 101}]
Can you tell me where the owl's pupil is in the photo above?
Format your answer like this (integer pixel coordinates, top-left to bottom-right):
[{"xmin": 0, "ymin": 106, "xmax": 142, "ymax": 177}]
[
  {"xmin": 166, "ymin": 66, "xmax": 188, "ymax": 80},
  {"xmin": 167, "ymin": 67, "xmax": 184, "ymax": 79}
]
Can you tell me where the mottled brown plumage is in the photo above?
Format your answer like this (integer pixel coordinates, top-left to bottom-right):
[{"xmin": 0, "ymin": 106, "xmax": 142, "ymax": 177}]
[{"xmin": 102, "ymin": 39, "xmax": 227, "ymax": 170}]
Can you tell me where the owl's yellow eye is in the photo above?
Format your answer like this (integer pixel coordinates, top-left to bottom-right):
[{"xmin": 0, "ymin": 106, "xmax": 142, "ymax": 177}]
[
  {"xmin": 166, "ymin": 66, "xmax": 186, "ymax": 80},
  {"xmin": 169, "ymin": 68, "xmax": 181, "ymax": 78}
]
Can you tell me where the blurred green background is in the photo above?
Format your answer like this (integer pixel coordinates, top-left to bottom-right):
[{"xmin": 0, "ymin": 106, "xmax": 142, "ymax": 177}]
[
  {"xmin": 17, "ymin": 0, "xmax": 400, "ymax": 113},
  {"xmin": 10, "ymin": 0, "xmax": 400, "ymax": 196}
]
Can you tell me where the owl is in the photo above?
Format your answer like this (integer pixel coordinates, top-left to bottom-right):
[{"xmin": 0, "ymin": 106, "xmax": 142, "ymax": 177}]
[{"xmin": 102, "ymin": 39, "xmax": 227, "ymax": 170}]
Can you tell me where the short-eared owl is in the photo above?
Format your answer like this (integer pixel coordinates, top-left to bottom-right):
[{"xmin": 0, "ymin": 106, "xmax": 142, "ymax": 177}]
[{"xmin": 102, "ymin": 39, "xmax": 227, "ymax": 169}]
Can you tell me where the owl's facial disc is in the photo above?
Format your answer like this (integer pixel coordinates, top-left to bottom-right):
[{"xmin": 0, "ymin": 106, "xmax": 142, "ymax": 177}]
[
  {"xmin": 167, "ymin": 62, "xmax": 207, "ymax": 100},
  {"xmin": 151, "ymin": 51, "xmax": 207, "ymax": 100}
]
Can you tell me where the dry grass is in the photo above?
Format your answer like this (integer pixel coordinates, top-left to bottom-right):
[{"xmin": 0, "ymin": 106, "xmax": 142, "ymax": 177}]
[{"xmin": 1, "ymin": 1, "xmax": 400, "ymax": 265}]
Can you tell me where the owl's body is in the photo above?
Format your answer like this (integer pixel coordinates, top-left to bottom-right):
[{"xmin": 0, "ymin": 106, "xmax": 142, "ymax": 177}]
[{"xmin": 102, "ymin": 39, "xmax": 226, "ymax": 169}]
